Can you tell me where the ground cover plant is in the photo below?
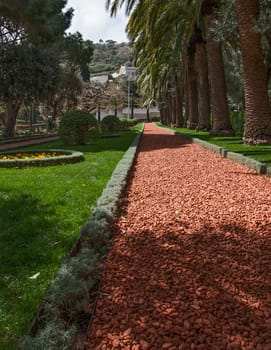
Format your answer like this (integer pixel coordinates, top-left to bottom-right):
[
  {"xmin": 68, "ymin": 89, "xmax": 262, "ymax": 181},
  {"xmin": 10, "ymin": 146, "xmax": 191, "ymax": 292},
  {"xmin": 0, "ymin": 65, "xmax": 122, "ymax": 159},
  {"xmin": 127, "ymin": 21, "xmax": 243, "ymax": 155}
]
[
  {"xmin": 0, "ymin": 151, "xmax": 65, "ymax": 160},
  {"xmin": 157, "ymin": 123, "xmax": 271, "ymax": 167},
  {"xmin": 0, "ymin": 124, "xmax": 141, "ymax": 349}
]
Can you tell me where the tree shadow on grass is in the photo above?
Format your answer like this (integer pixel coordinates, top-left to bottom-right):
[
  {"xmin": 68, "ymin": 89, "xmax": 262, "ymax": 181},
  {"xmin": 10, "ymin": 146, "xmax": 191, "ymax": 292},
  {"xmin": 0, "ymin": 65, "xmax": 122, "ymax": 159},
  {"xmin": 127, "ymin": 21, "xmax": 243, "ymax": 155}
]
[
  {"xmin": 0, "ymin": 192, "xmax": 71, "ymax": 348},
  {"xmin": 87, "ymin": 220, "xmax": 271, "ymax": 349},
  {"xmin": 0, "ymin": 192, "xmax": 64, "ymax": 276}
]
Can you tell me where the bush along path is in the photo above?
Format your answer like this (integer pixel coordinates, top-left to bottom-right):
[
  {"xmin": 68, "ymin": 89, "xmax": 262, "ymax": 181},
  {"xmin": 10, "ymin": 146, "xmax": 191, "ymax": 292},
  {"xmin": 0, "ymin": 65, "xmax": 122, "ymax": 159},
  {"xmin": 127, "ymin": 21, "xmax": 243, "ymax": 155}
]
[{"xmin": 86, "ymin": 123, "xmax": 271, "ymax": 350}]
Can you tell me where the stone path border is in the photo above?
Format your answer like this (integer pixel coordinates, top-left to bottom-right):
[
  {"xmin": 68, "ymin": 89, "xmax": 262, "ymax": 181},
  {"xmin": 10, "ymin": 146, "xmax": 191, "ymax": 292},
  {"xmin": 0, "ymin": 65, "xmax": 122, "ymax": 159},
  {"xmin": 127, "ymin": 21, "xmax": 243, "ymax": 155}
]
[{"xmin": 155, "ymin": 124, "xmax": 269, "ymax": 175}]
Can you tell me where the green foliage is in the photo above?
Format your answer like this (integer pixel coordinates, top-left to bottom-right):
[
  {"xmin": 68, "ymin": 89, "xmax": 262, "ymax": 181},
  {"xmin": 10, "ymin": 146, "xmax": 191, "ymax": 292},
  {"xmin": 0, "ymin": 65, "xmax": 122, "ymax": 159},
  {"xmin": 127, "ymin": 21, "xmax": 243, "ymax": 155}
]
[
  {"xmin": 89, "ymin": 63, "xmax": 115, "ymax": 74},
  {"xmin": 101, "ymin": 115, "xmax": 121, "ymax": 132},
  {"xmin": 230, "ymin": 110, "xmax": 245, "ymax": 136},
  {"xmin": 119, "ymin": 118, "xmax": 139, "ymax": 129},
  {"xmin": 62, "ymin": 32, "xmax": 94, "ymax": 70},
  {"xmin": 0, "ymin": 0, "xmax": 73, "ymax": 44},
  {"xmin": 58, "ymin": 110, "xmax": 100, "ymax": 145},
  {"xmin": 0, "ymin": 44, "xmax": 59, "ymax": 104},
  {"xmin": 89, "ymin": 41, "xmax": 131, "ymax": 75}
]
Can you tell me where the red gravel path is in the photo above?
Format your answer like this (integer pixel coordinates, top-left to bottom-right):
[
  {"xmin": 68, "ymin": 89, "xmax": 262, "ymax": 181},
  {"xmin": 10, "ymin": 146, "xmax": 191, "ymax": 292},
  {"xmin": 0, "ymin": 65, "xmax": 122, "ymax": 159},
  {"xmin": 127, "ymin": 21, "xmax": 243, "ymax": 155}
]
[{"xmin": 86, "ymin": 123, "xmax": 271, "ymax": 350}]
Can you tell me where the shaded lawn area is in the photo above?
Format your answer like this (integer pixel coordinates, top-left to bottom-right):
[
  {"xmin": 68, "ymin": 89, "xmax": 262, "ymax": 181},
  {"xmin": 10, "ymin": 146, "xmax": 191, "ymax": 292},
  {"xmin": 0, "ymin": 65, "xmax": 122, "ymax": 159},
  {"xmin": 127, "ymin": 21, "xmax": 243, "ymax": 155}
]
[
  {"xmin": 156, "ymin": 123, "xmax": 271, "ymax": 167},
  {"xmin": 0, "ymin": 126, "xmax": 141, "ymax": 349}
]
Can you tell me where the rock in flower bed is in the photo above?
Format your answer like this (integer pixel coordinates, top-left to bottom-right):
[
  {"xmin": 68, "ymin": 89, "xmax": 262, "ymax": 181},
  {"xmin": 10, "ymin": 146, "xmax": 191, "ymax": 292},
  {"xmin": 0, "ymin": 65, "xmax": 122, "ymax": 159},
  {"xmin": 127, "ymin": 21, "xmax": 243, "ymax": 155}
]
[{"xmin": 0, "ymin": 149, "xmax": 84, "ymax": 168}]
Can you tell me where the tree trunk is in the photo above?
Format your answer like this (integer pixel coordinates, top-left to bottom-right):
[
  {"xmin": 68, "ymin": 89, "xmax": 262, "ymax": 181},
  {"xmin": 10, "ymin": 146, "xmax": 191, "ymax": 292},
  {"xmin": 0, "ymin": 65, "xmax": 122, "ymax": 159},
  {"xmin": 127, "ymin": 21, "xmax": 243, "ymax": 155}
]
[
  {"xmin": 52, "ymin": 102, "xmax": 58, "ymax": 120},
  {"xmin": 164, "ymin": 99, "xmax": 170, "ymax": 125},
  {"xmin": 97, "ymin": 104, "xmax": 101, "ymax": 122},
  {"xmin": 183, "ymin": 57, "xmax": 189, "ymax": 128},
  {"xmin": 114, "ymin": 100, "xmax": 117, "ymax": 117},
  {"xmin": 167, "ymin": 89, "xmax": 173, "ymax": 125},
  {"xmin": 160, "ymin": 107, "xmax": 164, "ymax": 124},
  {"xmin": 175, "ymin": 74, "xmax": 184, "ymax": 127},
  {"xmin": 236, "ymin": 0, "xmax": 271, "ymax": 144},
  {"xmin": 205, "ymin": 12, "xmax": 234, "ymax": 136},
  {"xmin": 186, "ymin": 44, "xmax": 198, "ymax": 129},
  {"xmin": 146, "ymin": 107, "xmax": 150, "ymax": 122},
  {"xmin": 131, "ymin": 98, "xmax": 134, "ymax": 119},
  {"xmin": 4, "ymin": 100, "xmax": 21, "ymax": 137},
  {"xmin": 171, "ymin": 91, "xmax": 177, "ymax": 126},
  {"xmin": 196, "ymin": 37, "xmax": 211, "ymax": 130}
]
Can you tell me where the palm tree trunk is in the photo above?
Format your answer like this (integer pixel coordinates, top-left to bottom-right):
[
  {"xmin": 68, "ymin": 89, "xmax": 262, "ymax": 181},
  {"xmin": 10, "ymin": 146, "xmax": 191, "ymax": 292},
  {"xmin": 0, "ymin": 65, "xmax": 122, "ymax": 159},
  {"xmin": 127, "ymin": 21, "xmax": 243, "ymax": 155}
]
[
  {"xmin": 167, "ymin": 89, "xmax": 173, "ymax": 125},
  {"xmin": 164, "ymin": 95, "xmax": 170, "ymax": 125},
  {"xmin": 236, "ymin": 0, "xmax": 271, "ymax": 144},
  {"xmin": 146, "ymin": 107, "xmax": 150, "ymax": 122},
  {"xmin": 171, "ymin": 91, "xmax": 177, "ymax": 126},
  {"xmin": 97, "ymin": 103, "xmax": 101, "ymax": 122},
  {"xmin": 175, "ymin": 74, "xmax": 184, "ymax": 127},
  {"xmin": 186, "ymin": 43, "xmax": 198, "ymax": 129},
  {"xmin": 196, "ymin": 37, "xmax": 211, "ymax": 130},
  {"xmin": 205, "ymin": 12, "xmax": 234, "ymax": 136},
  {"xmin": 183, "ymin": 54, "xmax": 189, "ymax": 127}
]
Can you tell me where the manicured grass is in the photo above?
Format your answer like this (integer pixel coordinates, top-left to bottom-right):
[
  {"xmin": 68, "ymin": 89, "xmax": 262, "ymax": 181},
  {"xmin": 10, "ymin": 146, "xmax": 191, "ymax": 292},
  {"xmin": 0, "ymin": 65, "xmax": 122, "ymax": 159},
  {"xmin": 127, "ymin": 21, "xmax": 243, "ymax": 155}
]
[
  {"xmin": 157, "ymin": 123, "xmax": 271, "ymax": 167},
  {"xmin": 0, "ymin": 125, "xmax": 141, "ymax": 349}
]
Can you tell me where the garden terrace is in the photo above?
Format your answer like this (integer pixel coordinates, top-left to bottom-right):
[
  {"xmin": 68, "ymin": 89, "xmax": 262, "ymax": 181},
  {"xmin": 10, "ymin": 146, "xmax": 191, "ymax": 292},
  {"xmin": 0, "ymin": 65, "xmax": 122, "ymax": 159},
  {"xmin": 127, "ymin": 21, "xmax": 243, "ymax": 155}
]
[{"xmin": 0, "ymin": 125, "xmax": 141, "ymax": 349}]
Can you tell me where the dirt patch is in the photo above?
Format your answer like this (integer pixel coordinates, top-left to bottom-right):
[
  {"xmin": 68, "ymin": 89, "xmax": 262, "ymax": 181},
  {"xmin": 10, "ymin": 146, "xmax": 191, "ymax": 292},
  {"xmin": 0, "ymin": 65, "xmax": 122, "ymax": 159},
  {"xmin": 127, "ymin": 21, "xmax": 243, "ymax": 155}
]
[{"xmin": 86, "ymin": 123, "xmax": 271, "ymax": 350}]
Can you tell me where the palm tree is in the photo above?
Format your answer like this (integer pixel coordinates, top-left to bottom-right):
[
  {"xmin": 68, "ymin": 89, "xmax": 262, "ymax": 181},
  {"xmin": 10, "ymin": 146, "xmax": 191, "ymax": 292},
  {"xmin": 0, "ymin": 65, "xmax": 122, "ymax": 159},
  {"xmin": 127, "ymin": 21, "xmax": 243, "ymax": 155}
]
[
  {"xmin": 202, "ymin": 0, "xmax": 234, "ymax": 135},
  {"xmin": 185, "ymin": 38, "xmax": 199, "ymax": 129},
  {"xmin": 235, "ymin": 0, "xmax": 271, "ymax": 144},
  {"xmin": 195, "ymin": 26, "xmax": 211, "ymax": 130},
  {"xmin": 126, "ymin": 0, "xmax": 185, "ymax": 126},
  {"xmin": 107, "ymin": 0, "xmax": 234, "ymax": 135}
]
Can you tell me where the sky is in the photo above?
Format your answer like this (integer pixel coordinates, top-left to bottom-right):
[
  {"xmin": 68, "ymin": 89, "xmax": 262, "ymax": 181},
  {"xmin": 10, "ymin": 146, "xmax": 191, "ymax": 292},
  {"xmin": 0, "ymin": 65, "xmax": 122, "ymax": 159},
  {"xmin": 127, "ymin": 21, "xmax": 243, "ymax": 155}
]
[{"xmin": 66, "ymin": 0, "xmax": 129, "ymax": 43}]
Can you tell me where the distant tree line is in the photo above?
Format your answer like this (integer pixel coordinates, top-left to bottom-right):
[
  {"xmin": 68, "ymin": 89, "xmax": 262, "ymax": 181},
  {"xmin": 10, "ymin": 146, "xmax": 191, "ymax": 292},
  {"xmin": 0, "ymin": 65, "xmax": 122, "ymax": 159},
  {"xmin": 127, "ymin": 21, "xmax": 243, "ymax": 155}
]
[{"xmin": 90, "ymin": 40, "xmax": 132, "ymax": 75}]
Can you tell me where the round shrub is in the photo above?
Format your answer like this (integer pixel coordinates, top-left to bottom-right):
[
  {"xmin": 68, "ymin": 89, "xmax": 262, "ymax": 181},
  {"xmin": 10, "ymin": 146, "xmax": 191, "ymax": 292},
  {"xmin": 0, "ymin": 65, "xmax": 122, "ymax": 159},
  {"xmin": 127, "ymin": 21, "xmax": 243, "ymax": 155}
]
[
  {"xmin": 119, "ymin": 118, "xmax": 138, "ymax": 129},
  {"xmin": 58, "ymin": 110, "xmax": 99, "ymax": 145},
  {"xmin": 101, "ymin": 115, "xmax": 121, "ymax": 132}
]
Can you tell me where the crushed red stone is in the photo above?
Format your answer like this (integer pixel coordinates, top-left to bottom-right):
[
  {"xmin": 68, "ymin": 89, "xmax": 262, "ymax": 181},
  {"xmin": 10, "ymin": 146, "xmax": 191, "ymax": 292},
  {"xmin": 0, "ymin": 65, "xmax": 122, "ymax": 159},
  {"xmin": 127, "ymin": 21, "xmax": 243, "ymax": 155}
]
[{"xmin": 86, "ymin": 123, "xmax": 271, "ymax": 350}]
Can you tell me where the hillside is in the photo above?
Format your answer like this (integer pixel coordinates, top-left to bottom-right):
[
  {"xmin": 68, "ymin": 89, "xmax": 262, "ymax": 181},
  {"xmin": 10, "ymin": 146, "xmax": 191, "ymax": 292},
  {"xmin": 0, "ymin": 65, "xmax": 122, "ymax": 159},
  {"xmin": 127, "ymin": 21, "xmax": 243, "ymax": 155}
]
[{"xmin": 89, "ymin": 40, "xmax": 132, "ymax": 75}]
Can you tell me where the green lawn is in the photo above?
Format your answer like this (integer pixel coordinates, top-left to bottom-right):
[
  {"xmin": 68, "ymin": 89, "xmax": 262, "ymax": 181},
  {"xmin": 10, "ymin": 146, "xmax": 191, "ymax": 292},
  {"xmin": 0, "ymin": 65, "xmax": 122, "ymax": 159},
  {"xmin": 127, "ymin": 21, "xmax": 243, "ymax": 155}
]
[
  {"xmin": 157, "ymin": 123, "xmax": 271, "ymax": 167},
  {"xmin": 0, "ymin": 126, "xmax": 141, "ymax": 349}
]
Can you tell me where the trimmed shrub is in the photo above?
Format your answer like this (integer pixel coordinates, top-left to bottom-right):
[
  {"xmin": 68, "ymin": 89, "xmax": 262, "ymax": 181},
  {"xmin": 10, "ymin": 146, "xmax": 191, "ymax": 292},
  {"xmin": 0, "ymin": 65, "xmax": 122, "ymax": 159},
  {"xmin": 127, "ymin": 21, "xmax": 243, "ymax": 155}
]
[
  {"xmin": 58, "ymin": 110, "xmax": 99, "ymax": 145},
  {"xmin": 119, "ymin": 118, "xmax": 138, "ymax": 129},
  {"xmin": 101, "ymin": 115, "xmax": 121, "ymax": 132}
]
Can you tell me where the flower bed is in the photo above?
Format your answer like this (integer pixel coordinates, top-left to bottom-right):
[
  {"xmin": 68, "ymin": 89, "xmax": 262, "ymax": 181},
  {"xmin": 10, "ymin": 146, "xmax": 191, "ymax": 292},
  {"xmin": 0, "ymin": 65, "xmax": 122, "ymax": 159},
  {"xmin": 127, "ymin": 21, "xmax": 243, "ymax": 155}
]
[{"xmin": 0, "ymin": 149, "xmax": 84, "ymax": 168}]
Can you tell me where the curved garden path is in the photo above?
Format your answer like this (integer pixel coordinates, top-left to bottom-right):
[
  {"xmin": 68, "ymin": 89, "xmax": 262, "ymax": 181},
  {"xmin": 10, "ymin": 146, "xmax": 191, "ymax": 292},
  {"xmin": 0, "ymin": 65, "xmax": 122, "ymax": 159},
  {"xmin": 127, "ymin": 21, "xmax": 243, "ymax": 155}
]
[
  {"xmin": 86, "ymin": 123, "xmax": 271, "ymax": 350},
  {"xmin": 0, "ymin": 135, "xmax": 58, "ymax": 150}
]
